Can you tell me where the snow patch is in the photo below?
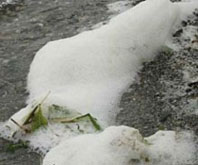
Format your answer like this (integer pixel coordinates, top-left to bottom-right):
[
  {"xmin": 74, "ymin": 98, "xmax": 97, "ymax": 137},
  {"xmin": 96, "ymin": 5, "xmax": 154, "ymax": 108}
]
[
  {"xmin": 43, "ymin": 126, "xmax": 197, "ymax": 165},
  {"xmin": 107, "ymin": 0, "xmax": 133, "ymax": 14},
  {"xmin": 0, "ymin": 0, "xmax": 19, "ymax": 7},
  {"xmin": 177, "ymin": 1, "xmax": 198, "ymax": 20}
]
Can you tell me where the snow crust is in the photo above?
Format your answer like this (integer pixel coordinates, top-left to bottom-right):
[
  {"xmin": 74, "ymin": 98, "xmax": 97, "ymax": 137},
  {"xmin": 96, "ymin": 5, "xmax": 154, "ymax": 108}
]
[
  {"xmin": 43, "ymin": 126, "xmax": 197, "ymax": 165},
  {"xmin": 0, "ymin": 0, "xmax": 198, "ymax": 164}
]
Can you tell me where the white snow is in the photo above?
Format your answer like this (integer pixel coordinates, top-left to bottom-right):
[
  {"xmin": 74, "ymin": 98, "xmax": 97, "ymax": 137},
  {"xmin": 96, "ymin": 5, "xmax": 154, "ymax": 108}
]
[
  {"xmin": 107, "ymin": 0, "xmax": 132, "ymax": 14},
  {"xmin": 177, "ymin": 1, "xmax": 198, "ymax": 20},
  {"xmin": 26, "ymin": 0, "xmax": 180, "ymax": 125},
  {"xmin": 0, "ymin": 0, "xmax": 198, "ymax": 164},
  {"xmin": 43, "ymin": 126, "xmax": 197, "ymax": 165}
]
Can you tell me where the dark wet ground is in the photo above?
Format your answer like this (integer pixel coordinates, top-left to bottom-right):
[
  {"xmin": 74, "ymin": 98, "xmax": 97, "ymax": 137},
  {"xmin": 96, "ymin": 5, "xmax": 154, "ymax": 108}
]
[
  {"xmin": 0, "ymin": 138, "xmax": 41, "ymax": 165},
  {"xmin": 117, "ymin": 48, "xmax": 198, "ymax": 136},
  {"xmin": 0, "ymin": 0, "xmax": 197, "ymax": 164}
]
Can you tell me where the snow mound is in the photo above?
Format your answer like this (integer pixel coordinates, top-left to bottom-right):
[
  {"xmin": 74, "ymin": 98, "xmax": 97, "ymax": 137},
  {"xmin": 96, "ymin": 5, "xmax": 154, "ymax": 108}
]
[
  {"xmin": 26, "ymin": 0, "xmax": 180, "ymax": 125},
  {"xmin": 43, "ymin": 126, "xmax": 197, "ymax": 165}
]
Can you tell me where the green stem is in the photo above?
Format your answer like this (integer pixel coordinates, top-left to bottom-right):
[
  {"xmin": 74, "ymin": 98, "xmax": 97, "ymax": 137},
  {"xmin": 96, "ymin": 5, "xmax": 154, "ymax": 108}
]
[{"xmin": 52, "ymin": 113, "xmax": 102, "ymax": 131}]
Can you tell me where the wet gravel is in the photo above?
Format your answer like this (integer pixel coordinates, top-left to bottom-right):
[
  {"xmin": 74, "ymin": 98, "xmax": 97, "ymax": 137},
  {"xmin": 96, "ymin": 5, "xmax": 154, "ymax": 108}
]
[{"xmin": 0, "ymin": 138, "xmax": 41, "ymax": 165}]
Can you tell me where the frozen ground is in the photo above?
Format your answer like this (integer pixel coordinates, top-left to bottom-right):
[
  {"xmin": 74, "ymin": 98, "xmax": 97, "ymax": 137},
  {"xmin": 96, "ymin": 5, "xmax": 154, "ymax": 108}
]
[{"xmin": 0, "ymin": 0, "xmax": 197, "ymax": 164}]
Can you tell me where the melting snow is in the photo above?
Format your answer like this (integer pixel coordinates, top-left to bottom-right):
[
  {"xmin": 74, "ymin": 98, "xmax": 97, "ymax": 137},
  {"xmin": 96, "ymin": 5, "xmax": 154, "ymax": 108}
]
[
  {"xmin": 43, "ymin": 126, "xmax": 197, "ymax": 165},
  {"xmin": 0, "ymin": 0, "xmax": 198, "ymax": 164}
]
